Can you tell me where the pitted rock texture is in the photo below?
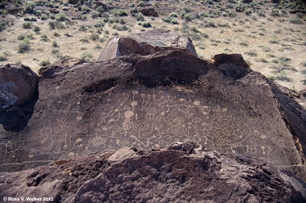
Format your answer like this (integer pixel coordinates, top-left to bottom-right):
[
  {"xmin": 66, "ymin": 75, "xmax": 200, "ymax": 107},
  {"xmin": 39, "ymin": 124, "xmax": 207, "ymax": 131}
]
[
  {"xmin": 0, "ymin": 143, "xmax": 305, "ymax": 203},
  {"xmin": 96, "ymin": 29, "xmax": 197, "ymax": 62},
  {"xmin": 0, "ymin": 64, "xmax": 38, "ymax": 109},
  {"xmin": 0, "ymin": 50, "xmax": 306, "ymax": 182}
]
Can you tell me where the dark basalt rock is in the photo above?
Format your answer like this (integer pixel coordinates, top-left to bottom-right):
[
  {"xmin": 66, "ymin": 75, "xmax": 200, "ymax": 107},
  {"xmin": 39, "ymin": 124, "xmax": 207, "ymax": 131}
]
[
  {"xmin": 0, "ymin": 64, "xmax": 38, "ymax": 110},
  {"xmin": 0, "ymin": 50, "xmax": 305, "ymax": 183},
  {"xmin": 0, "ymin": 142, "xmax": 305, "ymax": 203}
]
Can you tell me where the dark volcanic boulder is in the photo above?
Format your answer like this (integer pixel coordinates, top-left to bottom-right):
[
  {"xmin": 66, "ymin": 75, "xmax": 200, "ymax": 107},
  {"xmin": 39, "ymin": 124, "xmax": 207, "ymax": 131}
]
[
  {"xmin": 0, "ymin": 64, "xmax": 38, "ymax": 109},
  {"xmin": 96, "ymin": 29, "xmax": 197, "ymax": 62},
  {"xmin": 68, "ymin": 0, "xmax": 81, "ymax": 4},
  {"xmin": 139, "ymin": 8, "xmax": 158, "ymax": 17},
  {"xmin": 0, "ymin": 50, "xmax": 306, "ymax": 183},
  {"xmin": 0, "ymin": 142, "xmax": 305, "ymax": 203}
]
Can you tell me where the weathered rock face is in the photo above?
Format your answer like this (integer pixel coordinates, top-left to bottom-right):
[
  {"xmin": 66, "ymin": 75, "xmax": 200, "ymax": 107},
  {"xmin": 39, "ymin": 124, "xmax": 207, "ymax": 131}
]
[
  {"xmin": 96, "ymin": 29, "xmax": 197, "ymax": 62},
  {"xmin": 0, "ymin": 64, "xmax": 38, "ymax": 110},
  {"xmin": 0, "ymin": 142, "xmax": 305, "ymax": 203},
  {"xmin": 1, "ymin": 50, "xmax": 306, "ymax": 182}
]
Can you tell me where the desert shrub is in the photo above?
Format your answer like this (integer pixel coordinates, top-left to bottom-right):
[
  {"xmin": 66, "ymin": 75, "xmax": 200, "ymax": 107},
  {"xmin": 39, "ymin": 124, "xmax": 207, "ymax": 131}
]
[
  {"xmin": 40, "ymin": 34, "xmax": 49, "ymax": 42},
  {"xmin": 170, "ymin": 12, "xmax": 178, "ymax": 17},
  {"xmin": 271, "ymin": 9, "xmax": 280, "ymax": 17},
  {"xmin": 0, "ymin": 52, "xmax": 7, "ymax": 61},
  {"xmin": 95, "ymin": 44, "xmax": 102, "ymax": 50},
  {"xmin": 137, "ymin": 1, "xmax": 148, "ymax": 7},
  {"xmin": 22, "ymin": 22, "xmax": 32, "ymax": 29},
  {"xmin": 81, "ymin": 52, "xmax": 93, "ymax": 61},
  {"xmin": 190, "ymin": 32, "xmax": 202, "ymax": 41},
  {"xmin": 79, "ymin": 24, "xmax": 87, "ymax": 31},
  {"xmin": 64, "ymin": 33, "xmax": 73, "ymax": 37},
  {"xmin": 278, "ymin": 57, "xmax": 291, "ymax": 64},
  {"xmin": 25, "ymin": 1, "xmax": 36, "ymax": 14},
  {"xmin": 183, "ymin": 14, "xmax": 193, "ymax": 22},
  {"xmin": 18, "ymin": 39, "xmax": 30, "ymax": 53},
  {"xmin": 89, "ymin": 33, "xmax": 99, "ymax": 41},
  {"xmin": 129, "ymin": 7, "xmax": 138, "ymax": 17},
  {"xmin": 48, "ymin": 21, "xmax": 65, "ymax": 29},
  {"xmin": 112, "ymin": 32, "xmax": 119, "ymax": 36},
  {"xmin": 269, "ymin": 38, "xmax": 279, "ymax": 44},
  {"xmin": 289, "ymin": 18, "xmax": 303, "ymax": 24},
  {"xmin": 170, "ymin": 18, "xmax": 179, "ymax": 24},
  {"xmin": 119, "ymin": 18, "xmax": 125, "ymax": 24},
  {"xmin": 52, "ymin": 41, "xmax": 58, "ymax": 48},
  {"xmin": 112, "ymin": 24, "xmax": 128, "ymax": 31},
  {"xmin": 111, "ymin": 9, "xmax": 128, "ymax": 17},
  {"xmin": 55, "ymin": 13, "xmax": 69, "ymax": 22},
  {"xmin": 260, "ymin": 58, "xmax": 268, "ymax": 63},
  {"xmin": 81, "ymin": 5, "xmax": 91, "ymax": 13},
  {"xmin": 261, "ymin": 47, "xmax": 271, "ymax": 52},
  {"xmin": 53, "ymin": 32, "xmax": 60, "ymax": 37},
  {"xmin": 183, "ymin": 7, "xmax": 191, "ymax": 13},
  {"xmin": 51, "ymin": 48, "xmax": 59, "ymax": 55},
  {"xmin": 136, "ymin": 13, "xmax": 145, "ymax": 21},
  {"xmin": 39, "ymin": 59, "xmax": 50, "ymax": 66},
  {"xmin": 80, "ymin": 38, "xmax": 89, "ymax": 43},
  {"xmin": 109, "ymin": 17, "xmax": 120, "ymax": 24},
  {"xmin": 99, "ymin": 37, "xmax": 106, "ymax": 43},
  {"xmin": 180, "ymin": 10, "xmax": 187, "ymax": 19},
  {"xmin": 95, "ymin": 21, "xmax": 105, "ymax": 28},
  {"xmin": 244, "ymin": 9, "xmax": 252, "ymax": 15},
  {"xmin": 275, "ymin": 75, "xmax": 292, "ymax": 82},
  {"xmin": 141, "ymin": 21, "xmax": 151, "ymax": 28},
  {"xmin": 239, "ymin": 42, "xmax": 248, "ymax": 46},
  {"xmin": 244, "ymin": 51, "xmax": 258, "ymax": 57},
  {"xmin": 205, "ymin": 20, "xmax": 216, "ymax": 28},
  {"xmin": 91, "ymin": 11, "xmax": 99, "ymax": 19},
  {"xmin": 17, "ymin": 33, "xmax": 33, "ymax": 41},
  {"xmin": 235, "ymin": 4, "xmax": 246, "ymax": 12},
  {"xmin": 0, "ymin": 22, "xmax": 8, "ymax": 32},
  {"xmin": 268, "ymin": 76, "xmax": 275, "ymax": 81},
  {"xmin": 33, "ymin": 25, "xmax": 40, "ymax": 33},
  {"xmin": 96, "ymin": 6, "xmax": 104, "ymax": 13}
]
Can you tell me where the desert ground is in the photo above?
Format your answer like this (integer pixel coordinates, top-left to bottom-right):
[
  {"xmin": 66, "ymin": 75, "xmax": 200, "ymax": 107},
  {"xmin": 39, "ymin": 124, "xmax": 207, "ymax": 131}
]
[{"xmin": 0, "ymin": 0, "xmax": 305, "ymax": 91}]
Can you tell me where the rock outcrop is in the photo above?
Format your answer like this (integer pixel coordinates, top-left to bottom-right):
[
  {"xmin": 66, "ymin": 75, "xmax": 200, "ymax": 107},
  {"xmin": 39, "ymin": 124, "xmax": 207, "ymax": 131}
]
[
  {"xmin": 0, "ymin": 142, "xmax": 305, "ymax": 203},
  {"xmin": 139, "ymin": 8, "xmax": 158, "ymax": 17},
  {"xmin": 1, "ymin": 49, "xmax": 305, "ymax": 182},
  {"xmin": 96, "ymin": 29, "xmax": 197, "ymax": 62},
  {"xmin": 0, "ymin": 64, "xmax": 38, "ymax": 110}
]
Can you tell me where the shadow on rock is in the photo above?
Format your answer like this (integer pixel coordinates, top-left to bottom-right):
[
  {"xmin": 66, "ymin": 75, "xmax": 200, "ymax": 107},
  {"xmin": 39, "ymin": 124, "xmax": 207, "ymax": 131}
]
[{"xmin": 0, "ymin": 89, "xmax": 38, "ymax": 132}]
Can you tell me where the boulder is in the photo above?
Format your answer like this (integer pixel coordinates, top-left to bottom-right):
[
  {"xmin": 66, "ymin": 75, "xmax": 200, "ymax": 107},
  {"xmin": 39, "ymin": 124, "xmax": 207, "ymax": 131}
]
[
  {"xmin": 68, "ymin": 0, "xmax": 81, "ymax": 4},
  {"xmin": 0, "ymin": 64, "xmax": 38, "ymax": 109},
  {"xmin": 139, "ymin": 8, "xmax": 158, "ymax": 17},
  {"xmin": 1, "ymin": 50, "xmax": 306, "ymax": 183},
  {"xmin": 96, "ymin": 29, "xmax": 197, "ymax": 62},
  {"xmin": 0, "ymin": 142, "xmax": 305, "ymax": 203}
]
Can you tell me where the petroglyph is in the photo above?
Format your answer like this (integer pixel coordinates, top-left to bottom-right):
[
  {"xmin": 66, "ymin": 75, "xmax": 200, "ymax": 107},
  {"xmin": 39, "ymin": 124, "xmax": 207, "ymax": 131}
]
[{"xmin": 0, "ymin": 85, "xmax": 302, "ymax": 179}]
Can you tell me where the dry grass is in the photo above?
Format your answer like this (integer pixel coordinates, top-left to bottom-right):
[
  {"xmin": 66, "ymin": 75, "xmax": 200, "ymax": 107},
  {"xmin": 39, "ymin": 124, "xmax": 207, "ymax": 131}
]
[{"xmin": 0, "ymin": 0, "xmax": 305, "ymax": 91}]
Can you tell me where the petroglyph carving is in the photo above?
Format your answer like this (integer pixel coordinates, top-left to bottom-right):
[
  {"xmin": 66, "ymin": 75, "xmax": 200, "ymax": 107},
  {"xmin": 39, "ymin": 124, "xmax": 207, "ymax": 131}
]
[
  {"xmin": 5, "ymin": 85, "xmax": 299, "ymax": 175},
  {"xmin": 92, "ymin": 136, "xmax": 107, "ymax": 148}
]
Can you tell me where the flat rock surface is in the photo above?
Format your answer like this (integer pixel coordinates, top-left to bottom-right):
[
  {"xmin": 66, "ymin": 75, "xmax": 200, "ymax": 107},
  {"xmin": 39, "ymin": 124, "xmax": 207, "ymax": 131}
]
[
  {"xmin": 0, "ymin": 50, "xmax": 306, "ymax": 182},
  {"xmin": 0, "ymin": 142, "xmax": 305, "ymax": 203}
]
